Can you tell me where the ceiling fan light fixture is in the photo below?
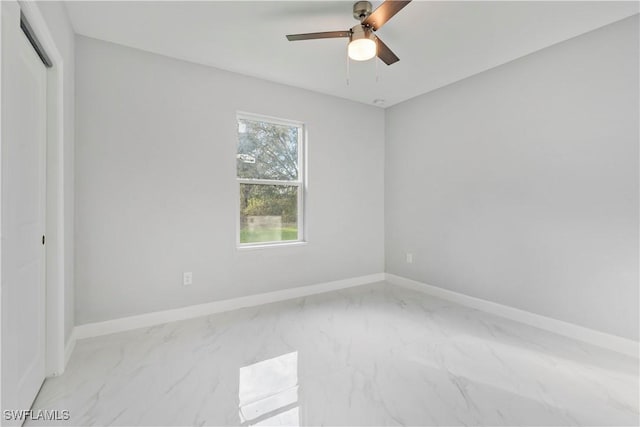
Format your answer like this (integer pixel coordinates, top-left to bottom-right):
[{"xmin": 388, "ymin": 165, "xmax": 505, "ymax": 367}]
[{"xmin": 348, "ymin": 26, "xmax": 376, "ymax": 61}]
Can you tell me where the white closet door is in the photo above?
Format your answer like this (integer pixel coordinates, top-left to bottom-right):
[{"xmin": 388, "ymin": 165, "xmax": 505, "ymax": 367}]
[{"xmin": 1, "ymin": 1, "xmax": 48, "ymax": 421}]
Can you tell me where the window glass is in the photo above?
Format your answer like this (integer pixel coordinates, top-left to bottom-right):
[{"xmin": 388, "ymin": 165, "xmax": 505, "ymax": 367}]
[
  {"xmin": 237, "ymin": 119, "xmax": 299, "ymax": 181},
  {"xmin": 237, "ymin": 115, "xmax": 304, "ymax": 246}
]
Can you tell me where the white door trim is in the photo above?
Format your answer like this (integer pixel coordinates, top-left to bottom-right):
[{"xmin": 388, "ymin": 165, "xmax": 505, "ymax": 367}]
[{"xmin": 13, "ymin": 0, "xmax": 68, "ymax": 377}]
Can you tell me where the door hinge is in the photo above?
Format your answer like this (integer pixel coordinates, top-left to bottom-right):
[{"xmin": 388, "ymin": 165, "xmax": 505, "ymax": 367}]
[{"xmin": 42, "ymin": 235, "xmax": 45, "ymax": 245}]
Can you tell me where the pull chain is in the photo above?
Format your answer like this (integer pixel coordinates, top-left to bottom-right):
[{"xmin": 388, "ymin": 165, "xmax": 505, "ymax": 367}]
[
  {"xmin": 375, "ymin": 38, "xmax": 379, "ymax": 83},
  {"xmin": 346, "ymin": 46, "xmax": 350, "ymax": 86}
]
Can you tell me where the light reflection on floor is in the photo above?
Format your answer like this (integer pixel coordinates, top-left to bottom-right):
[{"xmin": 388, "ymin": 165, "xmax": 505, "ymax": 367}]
[{"xmin": 238, "ymin": 352, "xmax": 299, "ymax": 426}]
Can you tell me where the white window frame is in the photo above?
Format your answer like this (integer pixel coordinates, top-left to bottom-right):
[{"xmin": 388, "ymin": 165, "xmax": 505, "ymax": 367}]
[{"xmin": 236, "ymin": 112, "xmax": 305, "ymax": 248}]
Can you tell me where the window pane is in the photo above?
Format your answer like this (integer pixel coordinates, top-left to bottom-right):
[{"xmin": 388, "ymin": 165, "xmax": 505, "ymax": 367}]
[
  {"xmin": 240, "ymin": 184, "xmax": 298, "ymax": 244},
  {"xmin": 237, "ymin": 118, "xmax": 299, "ymax": 181}
]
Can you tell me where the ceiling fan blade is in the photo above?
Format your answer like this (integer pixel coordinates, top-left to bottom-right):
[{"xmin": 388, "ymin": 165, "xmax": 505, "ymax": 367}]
[
  {"xmin": 376, "ymin": 37, "xmax": 400, "ymax": 65},
  {"xmin": 362, "ymin": 0, "xmax": 412, "ymax": 31},
  {"xmin": 286, "ymin": 31, "xmax": 350, "ymax": 41}
]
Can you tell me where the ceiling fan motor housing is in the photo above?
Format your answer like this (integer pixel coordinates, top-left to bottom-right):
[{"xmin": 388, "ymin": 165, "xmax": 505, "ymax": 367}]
[
  {"xmin": 350, "ymin": 24, "xmax": 375, "ymax": 42},
  {"xmin": 353, "ymin": 1, "xmax": 373, "ymax": 21}
]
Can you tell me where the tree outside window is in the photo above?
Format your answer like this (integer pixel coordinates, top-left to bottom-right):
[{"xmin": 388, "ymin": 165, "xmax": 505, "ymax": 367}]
[{"xmin": 237, "ymin": 115, "xmax": 304, "ymax": 245}]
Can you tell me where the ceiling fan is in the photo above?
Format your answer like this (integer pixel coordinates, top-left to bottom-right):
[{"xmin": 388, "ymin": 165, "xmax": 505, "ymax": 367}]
[{"xmin": 286, "ymin": 0, "xmax": 412, "ymax": 65}]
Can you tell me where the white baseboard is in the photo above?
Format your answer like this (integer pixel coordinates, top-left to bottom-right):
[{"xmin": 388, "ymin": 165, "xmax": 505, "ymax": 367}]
[
  {"xmin": 65, "ymin": 271, "xmax": 636, "ymax": 368},
  {"xmin": 386, "ymin": 273, "xmax": 639, "ymax": 358},
  {"xmin": 72, "ymin": 273, "xmax": 385, "ymax": 341}
]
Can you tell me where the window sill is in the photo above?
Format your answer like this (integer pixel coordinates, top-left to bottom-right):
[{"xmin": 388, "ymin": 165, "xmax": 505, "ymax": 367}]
[{"xmin": 237, "ymin": 241, "xmax": 308, "ymax": 251}]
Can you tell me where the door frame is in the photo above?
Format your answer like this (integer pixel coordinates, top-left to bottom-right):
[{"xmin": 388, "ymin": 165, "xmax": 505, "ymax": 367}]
[{"xmin": 1, "ymin": 0, "xmax": 69, "ymax": 381}]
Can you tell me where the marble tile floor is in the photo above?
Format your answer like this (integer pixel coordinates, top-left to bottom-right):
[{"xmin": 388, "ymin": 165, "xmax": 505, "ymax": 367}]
[{"xmin": 29, "ymin": 282, "xmax": 639, "ymax": 426}]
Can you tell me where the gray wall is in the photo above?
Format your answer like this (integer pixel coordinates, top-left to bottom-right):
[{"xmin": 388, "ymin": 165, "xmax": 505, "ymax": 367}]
[
  {"xmin": 75, "ymin": 36, "xmax": 385, "ymax": 324},
  {"xmin": 385, "ymin": 16, "xmax": 639, "ymax": 340}
]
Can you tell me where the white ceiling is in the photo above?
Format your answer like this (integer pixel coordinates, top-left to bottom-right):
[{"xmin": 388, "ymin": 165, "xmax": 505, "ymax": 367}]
[{"xmin": 64, "ymin": 1, "xmax": 638, "ymax": 107}]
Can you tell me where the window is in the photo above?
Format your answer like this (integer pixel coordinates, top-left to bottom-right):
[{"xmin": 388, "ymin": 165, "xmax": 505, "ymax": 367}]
[{"xmin": 237, "ymin": 113, "xmax": 304, "ymax": 246}]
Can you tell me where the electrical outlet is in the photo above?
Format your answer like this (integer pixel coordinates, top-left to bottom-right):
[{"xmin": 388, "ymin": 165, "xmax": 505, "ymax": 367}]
[
  {"xmin": 405, "ymin": 253, "xmax": 413, "ymax": 264},
  {"xmin": 183, "ymin": 272, "xmax": 193, "ymax": 286}
]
